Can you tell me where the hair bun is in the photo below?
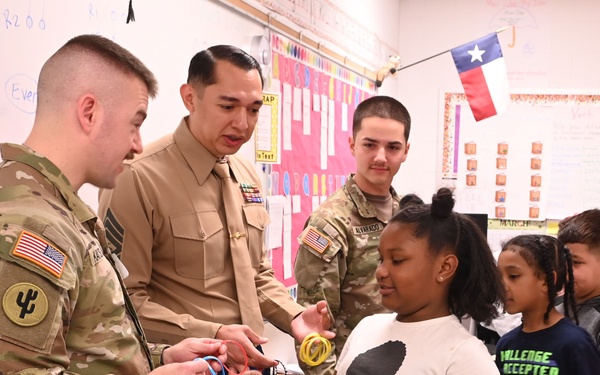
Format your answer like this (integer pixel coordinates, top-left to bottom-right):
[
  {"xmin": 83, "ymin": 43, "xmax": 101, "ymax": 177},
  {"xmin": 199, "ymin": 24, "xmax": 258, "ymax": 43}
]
[{"xmin": 431, "ymin": 187, "xmax": 455, "ymax": 218}]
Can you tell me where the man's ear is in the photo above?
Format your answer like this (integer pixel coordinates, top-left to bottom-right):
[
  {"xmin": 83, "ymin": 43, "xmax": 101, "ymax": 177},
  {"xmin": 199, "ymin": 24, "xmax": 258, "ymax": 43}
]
[
  {"xmin": 349, "ymin": 136, "xmax": 356, "ymax": 156},
  {"xmin": 402, "ymin": 142, "xmax": 410, "ymax": 162},
  {"xmin": 180, "ymin": 83, "xmax": 195, "ymax": 112},
  {"xmin": 77, "ymin": 94, "xmax": 98, "ymax": 135}
]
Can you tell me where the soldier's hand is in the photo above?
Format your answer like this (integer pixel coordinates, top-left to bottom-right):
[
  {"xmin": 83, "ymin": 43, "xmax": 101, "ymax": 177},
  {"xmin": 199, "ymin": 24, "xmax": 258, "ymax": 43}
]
[
  {"xmin": 290, "ymin": 300, "xmax": 335, "ymax": 343},
  {"xmin": 150, "ymin": 357, "xmax": 219, "ymax": 374},
  {"xmin": 215, "ymin": 324, "xmax": 278, "ymax": 372},
  {"xmin": 162, "ymin": 338, "xmax": 227, "ymax": 366}
]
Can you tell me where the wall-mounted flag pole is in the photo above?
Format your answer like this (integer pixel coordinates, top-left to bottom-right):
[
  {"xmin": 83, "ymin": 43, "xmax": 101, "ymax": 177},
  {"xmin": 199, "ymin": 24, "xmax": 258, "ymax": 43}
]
[
  {"xmin": 450, "ymin": 32, "xmax": 509, "ymax": 121},
  {"xmin": 396, "ymin": 27, "xmax": 510, "ymax": 121}
]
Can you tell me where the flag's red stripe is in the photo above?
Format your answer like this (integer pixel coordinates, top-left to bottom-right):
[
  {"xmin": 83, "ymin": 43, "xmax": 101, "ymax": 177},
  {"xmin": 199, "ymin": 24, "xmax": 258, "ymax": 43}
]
[
  {"xmin": 15, "ymin": 234, "xmax": 63, "ymax": 274},
  {"xmin": 459, "ymin": 67, "xmax": 497, "ymax": 121},
  {"xmin": 306, "ymin": 230, "xmax": 327, "ymax": 250},
  {"xmin": 21, "ymin": 236, "xmax": 47, "ymax": 249},
  {"xmin": 18, "ymin": 241, "xmax": 46, "ymax": 253},
  {"xmin": 15, "ymin": 247, "xmax": 62, "ymax": 273},
  {"xmin": 306, "ymin": 235, "xmax": 325, "ymax": 248}
]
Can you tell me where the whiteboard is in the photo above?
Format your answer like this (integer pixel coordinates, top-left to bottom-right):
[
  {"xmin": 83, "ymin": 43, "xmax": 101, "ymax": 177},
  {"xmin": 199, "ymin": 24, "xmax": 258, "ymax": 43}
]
[
  {"xmin": 0, "ymin": 0, "xmax": 267, "ymax": 208},
  {"xmin": 439, "ymin": 92, "xmax": 600, "ymax": 221}
]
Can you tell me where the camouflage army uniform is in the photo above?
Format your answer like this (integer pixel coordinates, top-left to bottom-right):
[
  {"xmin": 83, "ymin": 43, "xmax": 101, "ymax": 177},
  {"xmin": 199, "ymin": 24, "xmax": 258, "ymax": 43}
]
[
  {"xmin": 0, "ymin": 143, "xmax": 164, "ymax": 374},
  {"xmin": 294, "ymin": 174, "xmax": 401, "ymax": 375}
]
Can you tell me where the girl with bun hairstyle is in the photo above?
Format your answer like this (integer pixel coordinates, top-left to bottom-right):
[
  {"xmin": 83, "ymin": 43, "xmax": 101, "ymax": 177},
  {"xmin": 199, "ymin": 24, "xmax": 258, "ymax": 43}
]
[{"xmin": 336, "ymin": 188, "xmax": 504, "ymax": 374}]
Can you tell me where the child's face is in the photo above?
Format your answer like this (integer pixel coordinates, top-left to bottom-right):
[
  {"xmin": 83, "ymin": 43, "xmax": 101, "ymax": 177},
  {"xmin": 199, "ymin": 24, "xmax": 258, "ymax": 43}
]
[
  {"xmin": 498, "ymin": 247, "xmax": 548, "ymax": 315},
  {"xmin": 565, "ymin": 243, "xmax": 600, "ymax": 303},
  {"xmin": 376, "ymin": 222, "xmax": 445, "ymax": 322}
]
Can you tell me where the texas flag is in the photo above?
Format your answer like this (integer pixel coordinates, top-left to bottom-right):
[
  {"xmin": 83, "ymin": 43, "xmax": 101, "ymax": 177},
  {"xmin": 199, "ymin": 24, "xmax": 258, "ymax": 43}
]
[{"xmin": 451, "ymin": 32, "xmax": 509, "ymax": 121}]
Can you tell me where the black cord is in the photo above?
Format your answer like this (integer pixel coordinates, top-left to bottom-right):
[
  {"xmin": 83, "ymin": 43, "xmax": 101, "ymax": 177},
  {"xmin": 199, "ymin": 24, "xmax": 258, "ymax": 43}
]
[
  {"xmin": 270, "ymin": 359, "xmax": 287, "ymax": 375},
  {"xmin": 126, "ymin": 0, "xmax": 135, "ymax": 23}
]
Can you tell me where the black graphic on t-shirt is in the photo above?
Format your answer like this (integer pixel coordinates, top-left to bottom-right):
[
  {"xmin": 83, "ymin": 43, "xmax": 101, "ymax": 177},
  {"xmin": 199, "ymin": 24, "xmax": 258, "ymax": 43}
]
[{"xmin": 347, "ymin": 340, "xmax": 406, "ymax": 375}]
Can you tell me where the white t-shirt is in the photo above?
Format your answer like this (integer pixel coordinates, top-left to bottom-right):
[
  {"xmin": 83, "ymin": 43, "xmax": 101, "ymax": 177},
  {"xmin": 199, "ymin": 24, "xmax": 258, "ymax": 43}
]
[{"xmin": 336, "ymin": 313, "xmax": 499, "ymax": 375}]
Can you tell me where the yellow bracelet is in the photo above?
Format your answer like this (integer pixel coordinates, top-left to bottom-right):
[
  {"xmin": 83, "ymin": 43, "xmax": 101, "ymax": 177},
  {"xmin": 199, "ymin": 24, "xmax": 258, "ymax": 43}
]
[{"xmin": 299, "ymin": 333, "xmax": 333, "ymax": 367}]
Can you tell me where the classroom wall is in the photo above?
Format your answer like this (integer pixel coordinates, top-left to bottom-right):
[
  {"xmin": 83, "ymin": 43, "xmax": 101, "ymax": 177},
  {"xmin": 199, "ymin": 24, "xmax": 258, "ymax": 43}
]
[
  {"xmin": 0, "ymin": 0, "xmax": 402, "ymax": 211},
  {"xmin": 393, "ymin": 0, "xmax": 600, "ymax": 203},
  {"xmin": 7, "ymin": 1, "xmax": 599, "ymax": 241},
  {"xmin": 1, "ymin": 0, "xmax": 273, "ymax": 208},
  {"xmin": 328, "ymin": 0, "xmax": 401, "ymax": 57},
  {"xmin": 15, "ymin": 0, "xmax": 599, "ymax": 366},
  {"xmin": 0, "ymin": 0, "xmax": 402, "ymax": 366}
]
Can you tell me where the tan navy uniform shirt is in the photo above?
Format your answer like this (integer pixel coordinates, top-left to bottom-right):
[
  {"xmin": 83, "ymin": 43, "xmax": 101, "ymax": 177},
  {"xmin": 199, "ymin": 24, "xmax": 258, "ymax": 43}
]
[
  {"xmin": 98, "ymin": 118, "xmax": 304, "ymax": 345},
  {"xmin": 0, "ymin": 143, "xmax": 157, "ymax": 374}
]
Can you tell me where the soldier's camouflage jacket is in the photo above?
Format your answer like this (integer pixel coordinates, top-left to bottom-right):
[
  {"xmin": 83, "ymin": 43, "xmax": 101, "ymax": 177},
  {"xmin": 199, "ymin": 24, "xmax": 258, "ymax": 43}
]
[
  {"xmin": 294, "ymin": 174, "xmax": 401, "ymax": 375},
  {"xmin": 0, "ymin": 143, "xmax": 162, "ymax": 374}
]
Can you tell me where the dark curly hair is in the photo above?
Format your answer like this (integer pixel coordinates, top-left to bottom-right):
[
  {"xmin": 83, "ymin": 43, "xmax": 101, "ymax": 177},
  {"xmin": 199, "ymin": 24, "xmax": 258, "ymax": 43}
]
[
  {"xmin": 390, "ymin": 187, "xmax": 505, "ymax": 324},
  {"xmin": 399, "ymin": 193, "xmax": 424, "ymax": 209}
]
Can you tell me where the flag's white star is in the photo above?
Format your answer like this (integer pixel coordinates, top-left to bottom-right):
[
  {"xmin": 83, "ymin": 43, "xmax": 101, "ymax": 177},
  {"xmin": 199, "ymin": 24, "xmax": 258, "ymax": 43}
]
[{"xmin": 468, "ymin": 44, "xmax": 485, "ymax": 62}]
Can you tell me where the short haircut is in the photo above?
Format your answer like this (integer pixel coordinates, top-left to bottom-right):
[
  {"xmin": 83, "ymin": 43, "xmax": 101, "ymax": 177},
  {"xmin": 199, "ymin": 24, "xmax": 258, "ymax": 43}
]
[
  {"xmin": 48, "ymin": 34, "xmax": 158, "ymax": 98},
  {"xmin": 352, "ymin": 95, "xmax": 411, "ymax": 141},
  {"xmin": 558, "ymin": 209, "xmax": 600, "ymax": 250},
  {"xmin": 187, "ymin": 45, "xmax": 263, "ymax": 90}
]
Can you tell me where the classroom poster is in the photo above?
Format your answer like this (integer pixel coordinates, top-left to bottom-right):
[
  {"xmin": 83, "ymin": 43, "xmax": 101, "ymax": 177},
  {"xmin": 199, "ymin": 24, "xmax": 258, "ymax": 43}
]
[
  {"xmin": 255, "ymin": 92, "xmax": 280, "ymax": 163},
  {"xmin": 266, "ymin": 32, "xmax": 374, "ymax": 287},
  {"xmin": 487, "ymin": 219, "xmax": 546, "ymax": 256},
  {"xmin": 442, "ymin": 93, "xmax": 600, "ymax": 221}
]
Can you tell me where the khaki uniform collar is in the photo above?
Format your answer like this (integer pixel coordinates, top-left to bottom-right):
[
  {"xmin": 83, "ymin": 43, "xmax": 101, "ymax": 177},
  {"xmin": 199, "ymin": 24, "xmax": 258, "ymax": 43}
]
[{"xmin": 173, "ymin": 117, "xmax": 219, "ymax": 186}]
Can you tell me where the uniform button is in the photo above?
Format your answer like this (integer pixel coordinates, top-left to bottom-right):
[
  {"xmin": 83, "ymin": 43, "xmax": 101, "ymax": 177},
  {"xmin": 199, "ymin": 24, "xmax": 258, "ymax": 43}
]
[
  {"xmin": 200, "ymin": 232, "xmax": 205, "ymax": 239},
  {"xmin": 234, "ymin": 232, "xmax": 241, "ymax": 239}
]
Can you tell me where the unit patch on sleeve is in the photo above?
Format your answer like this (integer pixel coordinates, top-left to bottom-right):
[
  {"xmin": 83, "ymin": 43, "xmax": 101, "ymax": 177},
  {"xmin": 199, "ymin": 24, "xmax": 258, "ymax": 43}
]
[
  {"xmin": 11, "ymin": 231, "xmax": 67, "ymax": 278},
  {"xmin": 2, "ymin": 282, "xmax": 48, "ymax": 327},
  {"xmin": 302, "ymin": 227, "xmax": 331, "ymax": 254}
]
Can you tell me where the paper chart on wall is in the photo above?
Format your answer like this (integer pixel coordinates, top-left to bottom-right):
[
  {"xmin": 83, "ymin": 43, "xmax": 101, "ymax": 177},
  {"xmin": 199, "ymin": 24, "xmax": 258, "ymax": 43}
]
[
  {"xmin": 442, "ymin": 93, "xmax": 600, "ymax": 221},
  {"xmin": 256, "ymin": 93, "xmax": 281, "ymax": 163}
]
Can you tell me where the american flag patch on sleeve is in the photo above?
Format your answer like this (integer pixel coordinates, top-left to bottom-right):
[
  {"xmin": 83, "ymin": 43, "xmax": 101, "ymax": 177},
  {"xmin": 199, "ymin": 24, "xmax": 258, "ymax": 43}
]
[
  {"xmin": 302, "ymin": 227, "xmax": 331, "ymax": 254},
  {"xmin": 12, "ymin": 231, "xmax": 67, "ymax": 278}
]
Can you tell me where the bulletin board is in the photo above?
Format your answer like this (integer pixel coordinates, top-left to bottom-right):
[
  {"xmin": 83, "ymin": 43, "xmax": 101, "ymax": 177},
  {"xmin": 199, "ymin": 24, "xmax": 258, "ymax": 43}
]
[
  {"xmin": 265, "ymin": 32, "xmax": 375, "ymax": 288},
  {"xmin": 440, "ymin": 92, "xmax": 600, "ymax": 222}
]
